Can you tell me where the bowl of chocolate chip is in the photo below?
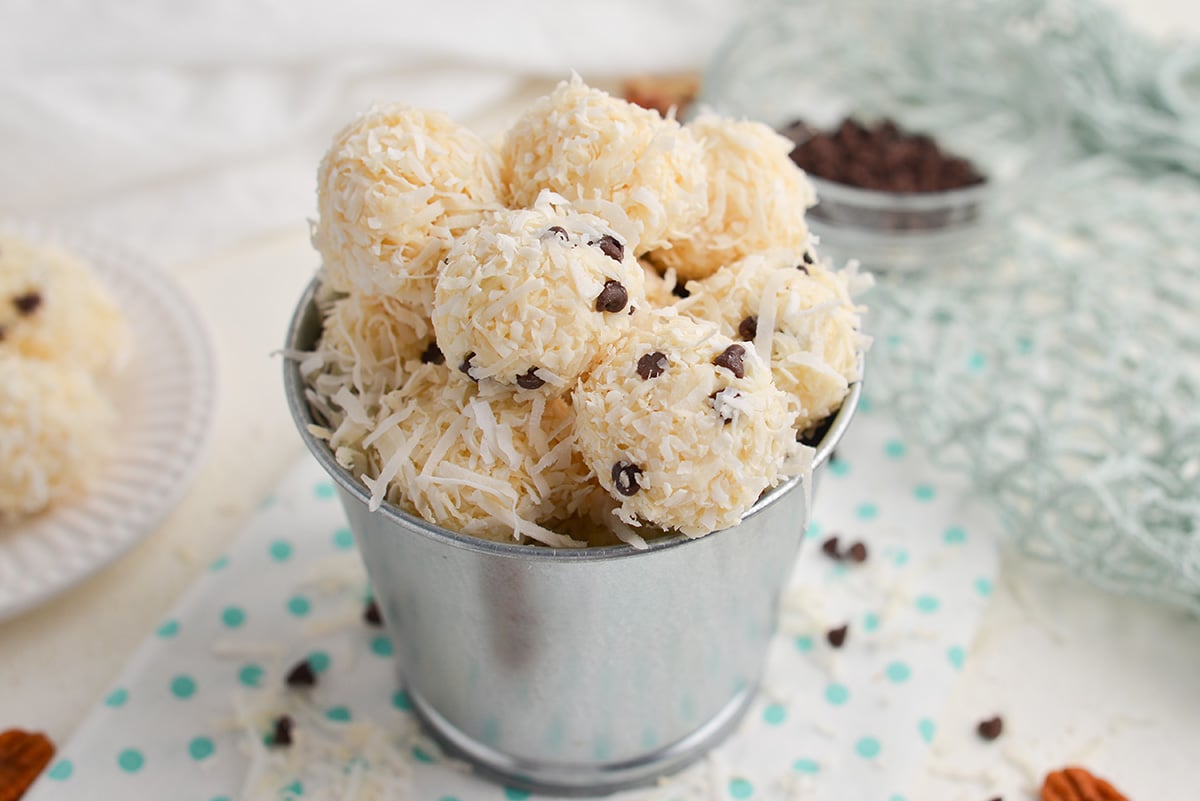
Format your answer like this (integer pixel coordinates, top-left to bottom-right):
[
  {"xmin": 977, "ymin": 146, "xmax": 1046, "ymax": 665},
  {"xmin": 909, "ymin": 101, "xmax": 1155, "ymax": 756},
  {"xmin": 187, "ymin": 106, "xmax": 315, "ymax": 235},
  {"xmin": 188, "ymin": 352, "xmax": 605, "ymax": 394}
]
[{"xmin": 699, "ymin": 0, "xmax": 1066, "ymax": 270}]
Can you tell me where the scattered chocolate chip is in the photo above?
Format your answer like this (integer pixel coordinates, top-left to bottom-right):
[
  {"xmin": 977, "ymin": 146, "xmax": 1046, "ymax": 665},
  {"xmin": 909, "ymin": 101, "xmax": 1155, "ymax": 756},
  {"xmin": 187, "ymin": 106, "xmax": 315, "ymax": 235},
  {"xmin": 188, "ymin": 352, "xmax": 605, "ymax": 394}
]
[
  {"xmin": 737, "ymin": 316, "xmax": 758, "ymax": 341},
  {"xmin": 612, "ymin": 461, "xmax": 643, "ymax": 497},
  {"xmin": 364, "ymin": 598, "xmax": 383, "ymax": 627},
  {"xmin": 595, "ymin": 234, "xmax": 624, "ymax": 263},
  {"xmin": 13, "ymin": 292, "xmax": 42, "ymax": 315},
  {"xmin": 628, "ymin": 306, "xmax": 636, "ymax": 315},
  {"xmin": 986, "ymin": 797, "xmax": 1002, "ymax": 801},
  {"xmin": 796, "ymin": 263, "xmax": 809, "ymax": 274},
  {"xmin": 710, "ymin": 388, "xmax": 739, "ymax": 424},
  {"xmin": 270, "ymin": 715, "xmax": 294, "ymax": 747},
  {"xmin": 636, "ymin": 351, "xmax": 668, "ymax": 380},
  {"xmin": 546, "ymin": 225, "xmax": 568, "ymax": 242},
  {"xmin": 459, "ymin": 352, "xmax": 478, "ymax": 381},
  {"xmin": 671, "ymin": 282, "xmax": 690, "ymax": 299},
  {"xmin": 826, "ymin": 624, "xmax": 849, "ymax": 648},
  {"xmin": 516, "ymin": 367, "xmax": 545, "ymax": 390},
  {"xmin": 803, "ymin": 250, "xmax": 815, "ymax": 265},
  {"xmin": 712, "ymin": 344, "xmax": 746, "ymax": 379},
  {"xmin": 977, "ymin": 716, "xmax": 1003, "ymax": 741},
  {"xmin": 595, "ymin": 280, "xmax": 628, "ymax": 313},
  {"xmin": 847, "ymin": 541, "xmax": 869, "ymax": 563},
  {"xmin": 421, "ymin": 341, "xmax": 445, "ymax": 365},
  {"xmin": 821, "ymin": 536, "xmax": 842, "ymax": 560},
  {"xmin": 285, "ymin": 659, "xmax": 317, "ymax": 688}
]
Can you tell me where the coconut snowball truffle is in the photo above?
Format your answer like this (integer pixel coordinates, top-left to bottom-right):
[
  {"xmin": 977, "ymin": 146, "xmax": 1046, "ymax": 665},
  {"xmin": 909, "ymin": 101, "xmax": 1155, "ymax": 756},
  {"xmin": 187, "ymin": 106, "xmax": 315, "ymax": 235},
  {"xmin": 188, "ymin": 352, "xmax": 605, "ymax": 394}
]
[
  {"xmin": 0, "ymin": 356, "xmax": 116, "ymax": 520},
  {"xmin": 360, "ymin": 364, "xmax": 592, "ymax": 547},
  {"xmin": 573, "ymin": 309, "xmax": 800, "ymax": 537},
  {"xmin": 501, "ymin": 76, "xmax": 707, "ymax": 255},
  {"xmin": 677, "ymin": 249, "xmax": 871, "ymax": 433},
  {"xmin": 0, "ymin": 235, "xmax": 130, "ymax": 373},
  {"xmin": 313, "ymin": 104, "xmax": 503, "ymax": 310},
  {"xmin": 650, "ymin": 114, "xmax": 817, "ymax": 282},
  {"xmin": 432, "ymin": 195, "xmax": 646, "ymax": 397}
]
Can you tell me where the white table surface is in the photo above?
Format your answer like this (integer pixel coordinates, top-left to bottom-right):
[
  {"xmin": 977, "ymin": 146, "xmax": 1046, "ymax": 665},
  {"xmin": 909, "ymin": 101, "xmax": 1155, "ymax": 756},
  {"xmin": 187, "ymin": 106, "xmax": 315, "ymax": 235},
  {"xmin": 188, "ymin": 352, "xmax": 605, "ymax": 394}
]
[{"xmin": 3, "ymin": 3, "xmax": 1199, "ymax": 799}]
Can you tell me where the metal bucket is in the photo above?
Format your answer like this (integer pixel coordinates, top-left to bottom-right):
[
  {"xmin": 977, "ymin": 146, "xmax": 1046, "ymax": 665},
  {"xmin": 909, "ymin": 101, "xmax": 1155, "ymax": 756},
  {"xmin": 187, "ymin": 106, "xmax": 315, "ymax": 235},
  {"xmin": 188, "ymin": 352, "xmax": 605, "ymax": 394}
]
[{"xmin": 283, "ymin": 281, "xmax": 861, "ymax": 795}]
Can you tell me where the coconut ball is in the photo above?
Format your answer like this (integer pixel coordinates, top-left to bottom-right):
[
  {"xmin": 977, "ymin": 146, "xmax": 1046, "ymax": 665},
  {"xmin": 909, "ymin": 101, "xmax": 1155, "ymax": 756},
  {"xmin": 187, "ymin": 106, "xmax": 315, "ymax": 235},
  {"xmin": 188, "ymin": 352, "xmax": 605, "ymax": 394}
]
[
  {"xmin": 0, "ymin": 235, "xmax": 130, "ymax": 374},
  {"xmin": 0, "ymin": 356, "xmax": 116, "ymax": 520},
  {"xmin": 362, "ymin": 364, "xmax": 593, "ymax": 547},
  {"xmin": 313, "ymin": 104, "xmax": 503, "ymax": 309},
  {"xmin": 650, "ymin": 114, "xmax": 817, "ymax": 281},
  {"xmin": 501, "ymin": 76, "xmax": 707, "ymax": 255},
  {"xmin": 573, "ymin": 308, "xmax": 799, "ymax": 537},
  {"xmin": 676, "ymin": 249, "xmax": 871, "ymax": 433},
  {"xmin": 432, "ymin": 196, "xmax": 646, "ymax": 397}
]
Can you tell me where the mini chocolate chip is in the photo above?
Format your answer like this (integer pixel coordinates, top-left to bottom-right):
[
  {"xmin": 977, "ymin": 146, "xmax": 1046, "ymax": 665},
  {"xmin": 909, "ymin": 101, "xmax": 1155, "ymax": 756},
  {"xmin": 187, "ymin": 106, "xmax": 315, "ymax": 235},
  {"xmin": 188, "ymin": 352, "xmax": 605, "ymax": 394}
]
[
  {"xmin": 671, "ymin": 282, "xmax": 690, "ymax": 299},
  {"xmin": 636, "ymin": 351, "xmax": 667, "ymax": 380},
  {"xmin": 737, "ymin": 316, "xmax": 758, "ymax": 341},
  {"xmin": 612, "ymin": 461, "xmax": 643, "ymax": 497},
  {"xmin": 364, "ymin": 598, "xmax": 383, "ymax": 627},
  {"xmin": 628, "ymin": 306, "xmax": 636, "ymax": 315},
  {"xmin": 13, "ymin": 292, "xmax": 41, "ymax": 315},
  {"xmin": 821, "ymin": 536, "xmax": 842, "ymax": 560},
  {"xmin": 285, "ymin": 659, "xmax": 317, "ymax": 688},
  {"xmin": 977, "ymin": 716, "xmax": 1003, "ymax": 741},
  {"xmin": 421, "ymin": 341, "xmax": 445, "ymax": 365},
  {"xmin": 546, "ymin": 225, "xmax": 568, "ymax": 242},
  {"xmin": 459, "ymin": 352, "xmax": 478, "ymax": 381},
  {"xmin": 595, "ymin": 280, "xmax": 628, "ymax": 313},
  {"xmin": 516, "ymin": 367, "xmax": 545, "ymax": 390},
  {"xmin": 826, "ymin": 624, "xmax": 849, "ymax": 648},
  {"xmin": 803, "ymin": 250, "xmax": 815, "ymax": 265},
  {"xmin": 796, "ymin": 263, "xmax": 809, "ymax": 274},
  {"xmin": 271, "ymin": 715, "xmax": 294, "ymax": 747},
  {"xmin": 712, "ymin": 344, "xmax": 746, "ymax": 379},
  {"xmin": 847, "ymin": 542, "xmax": 868, "ymax": 563},
  {"xmin": 596, "ymin": 234, "xmax": 624, "ymax": 262},
  {"xmin": 710, "ymin": 388, "xmax": 739, "ymax": 424}
]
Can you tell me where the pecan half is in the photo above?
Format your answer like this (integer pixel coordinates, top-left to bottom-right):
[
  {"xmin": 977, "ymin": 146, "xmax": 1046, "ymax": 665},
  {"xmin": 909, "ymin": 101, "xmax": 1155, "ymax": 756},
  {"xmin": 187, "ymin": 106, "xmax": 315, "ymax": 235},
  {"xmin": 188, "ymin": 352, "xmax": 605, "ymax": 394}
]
[
  {"xmin": 0, "ymin": 729, "xmax": 56, "ymax": 801},
  {"xmin": 1042, "ymin": 766, "xmax": 1129, "ymax": 801}
]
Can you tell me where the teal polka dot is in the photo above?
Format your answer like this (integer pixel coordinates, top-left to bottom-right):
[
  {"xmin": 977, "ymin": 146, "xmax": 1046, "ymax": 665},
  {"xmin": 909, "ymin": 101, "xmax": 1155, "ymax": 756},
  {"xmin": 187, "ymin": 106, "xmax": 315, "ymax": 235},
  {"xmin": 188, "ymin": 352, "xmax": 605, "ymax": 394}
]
[
  {"xmin": 967, "ymin": 352, "xmax": 987, "ymax": 372},
  {"xmin": 975, "ymin": 577, "xmax": 993, "ymax": 597},
  {"xmin": 503, "ymin": 788, "xmax": 530, "ymax": 801},
  {"xmin": 763, "ymin": 704, "xmax": 786, "ymax": 725},
  {"xmin": 188, "ymin": 736, "xmax": 215, "ymax": 761},
  {"xmin": 918, "ymin": 718, "xmax": 936, "ymax": 744},
  {"xmin": 855, "ymin": 736, "xmax": 881, "ymax": 758},
  {"xmin": 117, "ymin": 748, "xmax": 144, "ymax": 773},
  {"xmin": 890, "ymin": 548, "xmax": 910, "ymax": 567},
  {"xmin": 824, "ymin": 683, "xmax": 850, "ymax": 705},
  {"xmin": 392, "ymin": 690, "xmax": 412, "ymax": 711},
  {"xmin": 308, "ymin": 650, "xmax": 332, "ymax": 673},
  {"xmin": 943, "ymin": 526, "xmax": 967, "ymax": 544},
  {"xmin": 794, "ymin": 635, "xmax": 814, "ymax": 653},
  {"xmin": 46, "ymin": 759, "xmax": 73, "ymax": 780},
  {"xmin": 281, "ymin": 780, "xmax": 303, "ymax": 797},
  {"xmin": 828, "ymin": 459, "xmax": 850, "ymax": 477},
  {"xmin": 269, "ymin": 540, "xmax": 293, "ymax": 562},
  {"xmin": 856, "ymin": 502, "xmax": 878, "ymax": 520},
  {"xmin": 858, "ymin": 394, "xmax": 873, "ymax": 413},
  {"xmin": 238, "ymin": 664, "xmax": 264, "ymax": 688},
  {"xmin": 863, "ymin": 612, "xmax": 880, "ymax": 632},
  {"xmin": 314, "ymin": 482, "xmax": 336, "ymax": 499},
  {"xmin": 412, "ymin": 745, "xmax": 435, "ymax": 763},
  {"xmin": 916, "ymin": 595, "xmax": 941, "ymax": 613},
  {"xmin": 170, "ymin": 675, "xmax": 197, "ymax": 699},
  {"xmin": 885, "ymin": 661, "xmax": 911, "ymax": 683},
  {"xmin": 889, "ymin": 795, "xmax": 907, "ymax": 801},
  {"xmin": 913, "ymin": 484, "xmax": 935, "ymax": 502},
  {"xmin": 332, "ymin": 527, "xmax": 355, "ymax": 550},
  {"xmin": 326, "ymin": 706, "xmax": 352, "ymax": 723},
  {"xmin": 948, "ymin": 645, "xmax": 966, "ymax": 670},
  {"xmin": 221, "ymin": 606, "xmax": 246, "ymax": 628},
  {"xmin": 886, "ymin": 334, "xmax": 903, "ymax": 348},
  {"xmin": 287, "ymin": 595, "xmax": 312, "ymax": 617},
  {"xmin": 370, "ymin": 635, "xmax": 394, "ymax": 657},
  {"xmin": 439, "ymin": 797, "xmax": 461, "ymax": 801},
  {"xmin": 729, "ymin": 777, "xmax": 754, "ymax": 799},
  {"xmin": 156, "ymin": 619, "xmax": 179, "ymax": 638},
  {"xmin": 884, "ymin": 439, "xmax": 906, "ymax": 459},
  {"xmin": 806, "ymin": 520, "xmax": 821, "ymax": 538},
  {"xmin": 209, "ymin": 555, "xmax": 230, "ymax": 572},
  {"xmin": 1017, "ymin": 335, "xmax": 1034, "ymax": 354},
  {"xmin": 212, "ymin": 797, "xmax": 233, "ymax": 801},
  {"xmin": 792, "ymin": 758, "xmax": 820, "ymax": 774},
  {"xmin": 105, "ymin": 688, "xmax": 128, "ymax": 707}
]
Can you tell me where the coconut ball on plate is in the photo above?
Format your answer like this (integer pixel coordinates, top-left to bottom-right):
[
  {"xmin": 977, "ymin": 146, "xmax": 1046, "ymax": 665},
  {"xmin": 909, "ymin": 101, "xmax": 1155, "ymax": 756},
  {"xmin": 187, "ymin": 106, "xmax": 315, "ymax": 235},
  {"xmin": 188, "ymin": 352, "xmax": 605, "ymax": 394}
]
[
  {"xmin": 313, "ymin": 104, "xmax": 503, "ymax": 309},
  {"xmin": 432, "ymin": 194, "xmax": 646, "ymax": 397},
  {"xmin": 573, "ymin": 308, "xmax": 800, "ymax": 537},
  {"xmin": 649, "ymin": 114, "xmax": 817, "ymax": 281},
  {"xmin": 501, "ymin": 76, "xmax": 707, "ymax": 255},
  {"xmin": 676, "ymin": 248, "xmax": 871, "ymax": 433}
]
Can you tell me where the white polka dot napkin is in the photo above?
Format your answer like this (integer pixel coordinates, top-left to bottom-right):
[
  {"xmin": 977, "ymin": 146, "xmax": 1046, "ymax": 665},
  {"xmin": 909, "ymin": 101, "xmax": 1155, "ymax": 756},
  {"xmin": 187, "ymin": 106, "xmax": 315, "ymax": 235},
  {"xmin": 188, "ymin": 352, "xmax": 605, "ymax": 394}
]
[{"xmin": 24, "ymin": 392, "xmax": 997, "ymax": 801}]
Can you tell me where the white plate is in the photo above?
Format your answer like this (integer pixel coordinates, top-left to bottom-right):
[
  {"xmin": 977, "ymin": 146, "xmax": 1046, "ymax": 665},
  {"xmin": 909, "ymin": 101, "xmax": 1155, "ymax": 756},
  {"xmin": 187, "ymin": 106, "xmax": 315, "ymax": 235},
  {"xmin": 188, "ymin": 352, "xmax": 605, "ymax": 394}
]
[{"xmin": 0, "ymin": 221, "xmax": 216, "ymax": 621}]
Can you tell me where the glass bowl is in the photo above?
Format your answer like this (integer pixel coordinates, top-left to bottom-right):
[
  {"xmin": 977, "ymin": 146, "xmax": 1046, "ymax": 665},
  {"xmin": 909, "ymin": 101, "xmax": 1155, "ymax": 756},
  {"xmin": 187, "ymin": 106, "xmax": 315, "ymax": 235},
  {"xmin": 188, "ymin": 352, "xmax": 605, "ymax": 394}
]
[{"xmin": 698, "ymin": 0, "xmax": 1067, "ymax": 271}]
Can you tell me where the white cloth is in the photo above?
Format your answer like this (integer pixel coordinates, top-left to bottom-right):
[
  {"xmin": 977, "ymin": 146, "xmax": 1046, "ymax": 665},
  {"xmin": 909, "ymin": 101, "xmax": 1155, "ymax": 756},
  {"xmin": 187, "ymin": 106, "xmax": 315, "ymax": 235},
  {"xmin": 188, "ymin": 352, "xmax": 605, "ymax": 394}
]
[{"xmin": 0, "ymin": 0, "xmax": 740, "ymax": 264}]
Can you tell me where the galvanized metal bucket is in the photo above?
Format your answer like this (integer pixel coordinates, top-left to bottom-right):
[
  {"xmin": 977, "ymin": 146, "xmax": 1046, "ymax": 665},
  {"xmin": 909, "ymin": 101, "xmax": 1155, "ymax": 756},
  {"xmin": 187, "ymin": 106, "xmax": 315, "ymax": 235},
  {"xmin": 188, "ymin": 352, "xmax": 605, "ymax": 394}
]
[{"xmin": 284, "ymin": 281, "xmax": 861, "ymax": 795}]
